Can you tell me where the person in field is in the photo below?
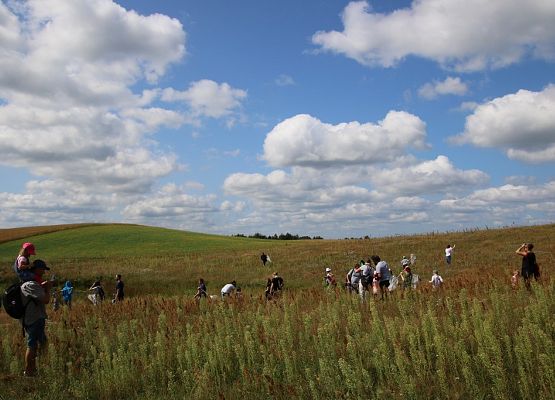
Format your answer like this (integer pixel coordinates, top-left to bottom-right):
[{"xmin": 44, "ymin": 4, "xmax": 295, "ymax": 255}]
[
  {"xmin": 324, "ymin": 267, "xmax": 337, "ymax": 288},
  {"xmin": 264, "ymin": 277, "xmax": 273, "ymax": 299},
  {"xmin": 429, "ymin": 270, "xmax": 443, "ymax": 289},
  {"xmin": 347, "ymin": 263, "xmax": 363, "ymax": 296},
  {"xmin": 114, "ymin": 274, "xmax": 124, "ymax": 302},
  {"xmin": 372, "ymin": 255, "xmax": 391, "ymax": 300},
  {"xmin": 14, "ymin": 242, "xmax": 37, "ymax": 282},
  {"xmin": 265, "ymin": 272, "xmax": 283, "ymax": 300},
  {"xmin": 221, "ymin": 281, "xmax": 236, "ymax": 299},
  {"xmin": 445, "ymin": 244, "xmax": 455, "ymax": 266},
  {"xmin": 361, "ymin": 259, "xmax": 374, "ymax": 291},
  {"xmin": 61, "ymin": 281, "xmax": 73, "ymax": 308},
  {"xmin": 399, "ymin": 266, "xmax": 414, "ymax": 290},
  {"xmin": 409, "ymin": 253, "xmax": 417, "ymax": 267},
  {"xmin": 270, "ymin": 272, "xmax": 284, "ymax": 297},
  {"xmin": 194, "ymin": 278, "xmax": 207, "ymax": 300},
  {"xmin": 511, "ymin": 270, "xmax": 520, "ymax": 289},
  {"xmin": 88, "ymin": 279, "xmax": 105, "ymax": 305},
  {"xmin": 372, "ymin": 272, "xmax": 380, "ymax": 297},
  {"xmin": 260, "ymin": 252, "xmax": 268, "ymax": 266},
  {"xmin": 516, "ymin": 243, "xmax": 539, "ymax": 290},
  {"xmin": 51, "ymin": 289, "xmax": 60, "ymax": 311},
  {"xmin": 20, "ymin": 259, "xmax": 53, "ymax": 377}
]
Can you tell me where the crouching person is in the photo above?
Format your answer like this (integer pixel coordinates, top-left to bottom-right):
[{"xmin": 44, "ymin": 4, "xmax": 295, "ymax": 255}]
[{"xmin": 21, "ymin": 259, "xmax": 53, "ymax": 377}]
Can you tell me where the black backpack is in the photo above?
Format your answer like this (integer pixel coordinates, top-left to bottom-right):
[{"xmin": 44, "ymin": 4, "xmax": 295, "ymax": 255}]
[{"xmin": 2, "ymin": 282, "xmax": 29, "ymax": 319}]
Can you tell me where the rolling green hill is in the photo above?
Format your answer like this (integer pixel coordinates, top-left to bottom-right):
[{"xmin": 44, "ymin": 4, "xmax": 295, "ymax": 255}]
[{"xmin": 0, "ymin": 223, "xmax": 283, "ymax": 261}]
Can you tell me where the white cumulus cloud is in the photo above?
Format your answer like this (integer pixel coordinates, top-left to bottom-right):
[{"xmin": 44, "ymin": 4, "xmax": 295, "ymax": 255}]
[
  {"xmin": 452, "ymin": 85, "xmax": 555, "ymax": 163},
  {"xmin": 0, "ymin": 0, "xmax": 188, "ymax": 195},
  {"xmin": 262, "ymin": 111, "xmax": 428, "ymax": 168},
  {"xmin": 162, "ymin": 79, "xmax": 247, "ymax": 119},
  {"xmin": 370, "ymin": 156, "xmax": 489, "ymax": 196},
  {"xmin": 312, "ymin": 0, "xmax": 555, "ymax": 71},
  {"xmin": 418, "ymin": 77, "xmax": 468, "ymax": 100},
  {"xmin": 123, "ymin": 184, "xmax": 218, "ymax": 218}
]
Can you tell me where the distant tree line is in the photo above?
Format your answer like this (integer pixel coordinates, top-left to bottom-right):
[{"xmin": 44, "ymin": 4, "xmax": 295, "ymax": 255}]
[{"xmin": 233, "ymin": 232, "xmax": 323, "ymax": 240}]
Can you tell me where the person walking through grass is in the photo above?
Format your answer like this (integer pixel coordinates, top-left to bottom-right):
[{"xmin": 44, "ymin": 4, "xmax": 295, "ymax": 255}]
[
  {"xmin": 260, "ymin": 252, "xmax": 268, "ymax": 267},
  {"xmin": 61, "ymin": 281, "xmax": 73, "ymax": 308},
  {"xmin": 361, "ymin": 259, "xmax": 374, "ymax": 291},
  {"xmin": 114, "ymin": 274, "xmax": 124, "ymax": 303},
  {"xmin": 20, "ymin": 259, "xmax": 53, "ymax": 377},
  {"xmin": 516, "ymin": 243, "xmax": 539, "ymax": 290},
  {"xmin": 348, "ymin": 263, "xmax": 363, "ymax": 297},
  {"xmin": 372, "ymin": 255, "xmax": 391, "ymax": 300},
  {"xmin": 324, "ymin": 267, "xmax": 337, "ymax": 289},
  {"xmin": 429, "ymin": 270, "xmax": 443, "ymax": 289},
  {"xmin": 399, "ymin": 266, "xmax": 413, "ymax": 290},
  {"xmin": 445, "ymin": 244, "xmax": 455, "ymax": 266},
  {"xmin": 88, "ymin": 279, "xmax": 105, "ymax": 305},
  {"xmin": 194, "ymin": 278, "xmax": 207, "ymax": 300},
  {"xmin": 511, "ymin": 270, "xmax": 520, "ymax": 289}
]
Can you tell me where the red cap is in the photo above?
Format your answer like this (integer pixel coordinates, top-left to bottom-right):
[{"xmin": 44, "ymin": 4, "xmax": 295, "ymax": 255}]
[{"xmin": 23, "ymin": 242, "xmax": 36, "ymax": 255}]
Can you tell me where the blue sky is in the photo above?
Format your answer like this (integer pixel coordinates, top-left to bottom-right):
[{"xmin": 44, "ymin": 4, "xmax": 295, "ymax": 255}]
[{"xmin": 1, "ymin": 0, "xmax": 555, "ymax": 238}]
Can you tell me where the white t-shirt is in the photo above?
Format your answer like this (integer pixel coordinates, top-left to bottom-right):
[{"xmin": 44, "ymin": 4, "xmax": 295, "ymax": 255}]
[
  {"xmin": 361, "ymin": 263, "xmax": 373, "ymax": 278},
  {"xmin": 430, "ymin": 274, "xmax": 443, "ymax": 287},
  {"xmin": 221, "ymin": 283, "xmax": 235, "ymax": 295},
  {"xmin": 445, "ymin": 247, "xmax": 453, "ymax": 257}
]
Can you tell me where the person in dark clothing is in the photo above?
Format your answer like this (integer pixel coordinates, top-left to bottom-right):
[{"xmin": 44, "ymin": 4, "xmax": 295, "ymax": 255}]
[
  {"xmin": 21, "ymin": 259, "xmax": 52, "ymax": 377},
  {"xmin": 261, "ymin": 252, "xmax": 268, "ymax": 266},
  {"xmin": 194, "ymin": 278, "xmax": 207, "ymax": 300},
  {"xmin": 266, "ymin": 272, "xmax": 283, "ymax": 299},
  {"xmin": 264, "ymin": 278, "xmax": 273, "ymax": 300},
  {"xmin": 114, "ymin": 274, "xmax": 124, "ymax": 302},
  {"xmin": 516, "ymin": 243, "xmax": 539, "ymax": 290},
  {"xmin": 271, "ymin": 272, "xmax": 283, "ymax": 292}
]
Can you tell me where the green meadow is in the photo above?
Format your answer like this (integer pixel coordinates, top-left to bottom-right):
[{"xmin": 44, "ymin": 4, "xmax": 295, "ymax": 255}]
[{"xmin": 0, "ymin": 224, "xmax": 554, "ymax": 399}]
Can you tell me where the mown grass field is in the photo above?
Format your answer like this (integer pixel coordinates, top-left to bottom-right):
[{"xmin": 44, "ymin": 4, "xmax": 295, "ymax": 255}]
[{"xmin": 0, "ymin": 223, "xmax": 554, "ymax": 399}]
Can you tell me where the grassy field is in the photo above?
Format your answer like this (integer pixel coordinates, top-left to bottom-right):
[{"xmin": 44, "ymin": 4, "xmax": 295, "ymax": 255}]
[{"xmin": 0, "ymin": 223, "xmax": 554, "ymax": 399}]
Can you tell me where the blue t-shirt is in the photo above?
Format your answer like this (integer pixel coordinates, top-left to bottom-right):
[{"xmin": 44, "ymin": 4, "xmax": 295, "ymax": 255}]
[{"xmin": 61, "ymin": 282, "xmax": 73, "ymax": 301}]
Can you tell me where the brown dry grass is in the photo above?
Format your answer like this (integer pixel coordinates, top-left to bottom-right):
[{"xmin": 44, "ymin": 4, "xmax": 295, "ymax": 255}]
[{"xmin": 0, "ymin": 223, "xmax": 131, "ymax": 244}]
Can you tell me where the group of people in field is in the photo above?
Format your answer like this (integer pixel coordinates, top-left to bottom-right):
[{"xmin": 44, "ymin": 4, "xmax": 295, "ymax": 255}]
[
  {"xmin": 10, "ymin": 242, "xmax": 125, "ymax": 377},
  {"xmin": 6, "ymin": 239, "xmax": 543, "ymax": 378},
  {"xmin": 193, "ymin": 278, "xmax": 243, "ymax": 300},
  {"xmin": 192, "ymin": 252, "xmax": 284, "ymax": 301},
  {"xmin": 192, "ymin": 270, "xmax": 285, "ymax": 302},
  {"xmin": 323, "ymin": 253, "xmax": 443, "ymax": 301}
]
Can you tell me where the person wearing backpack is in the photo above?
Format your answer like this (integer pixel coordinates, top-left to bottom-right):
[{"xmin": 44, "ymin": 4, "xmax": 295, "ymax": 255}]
[{"xmin": 20, "ymin": 259, "xmax": 53, "ymax": 377}]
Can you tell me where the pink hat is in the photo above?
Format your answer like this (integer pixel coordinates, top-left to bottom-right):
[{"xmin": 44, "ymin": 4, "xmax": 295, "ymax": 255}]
[{"xmin": 23, "ymin": 242, "xmax": 36, "ymax": 255}]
